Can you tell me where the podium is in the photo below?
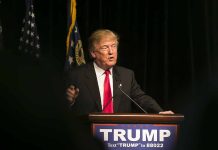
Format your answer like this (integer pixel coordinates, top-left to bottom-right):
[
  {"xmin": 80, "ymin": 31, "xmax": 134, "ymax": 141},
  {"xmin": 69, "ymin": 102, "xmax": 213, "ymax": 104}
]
[{"xmin": 89, "ymin": 113, "xmax": 184, "ymax": 150}]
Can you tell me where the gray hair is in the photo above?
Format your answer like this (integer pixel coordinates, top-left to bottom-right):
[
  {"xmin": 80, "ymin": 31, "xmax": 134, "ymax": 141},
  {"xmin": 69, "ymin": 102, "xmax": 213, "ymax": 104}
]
[{"xmin": 88, "ymin": 29, "xmax": 119, "ymax": 52}]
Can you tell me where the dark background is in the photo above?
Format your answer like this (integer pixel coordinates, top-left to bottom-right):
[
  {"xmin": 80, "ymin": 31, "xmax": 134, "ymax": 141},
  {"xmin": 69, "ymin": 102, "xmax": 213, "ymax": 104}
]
[
  {"xmin": 1, "ymin": 0, "xmax": 218, "ymax": 149},
  {"xmin": 1, "ymin": 0, "xmax": 218, "ymax": 109}
]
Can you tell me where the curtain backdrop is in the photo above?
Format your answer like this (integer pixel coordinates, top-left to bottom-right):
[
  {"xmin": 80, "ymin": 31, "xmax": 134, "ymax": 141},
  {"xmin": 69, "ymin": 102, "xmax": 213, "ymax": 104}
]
[
  {"xmin": 2, "ymin": 1, "xmax": 218, "ymax": 149},
  {"xmin": 1, "ymin": 0, "xmax": 218, "ymax": 112},
  {"xmin": 77, "ymin": 0, "xmax": 218, "ymax": 113}
]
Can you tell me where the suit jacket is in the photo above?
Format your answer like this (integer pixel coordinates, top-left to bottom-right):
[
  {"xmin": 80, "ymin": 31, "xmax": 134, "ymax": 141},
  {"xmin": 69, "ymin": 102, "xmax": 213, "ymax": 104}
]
[{"xmin": 66, "ymin": 62, "xmax": 163, "ymax": 116}]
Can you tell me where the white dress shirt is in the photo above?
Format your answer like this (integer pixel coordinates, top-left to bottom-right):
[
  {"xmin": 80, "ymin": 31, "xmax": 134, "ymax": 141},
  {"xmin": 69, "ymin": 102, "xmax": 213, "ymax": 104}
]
[{"xmin": 93, "ymin": 62, "xmax": 114, "ymax": 109}]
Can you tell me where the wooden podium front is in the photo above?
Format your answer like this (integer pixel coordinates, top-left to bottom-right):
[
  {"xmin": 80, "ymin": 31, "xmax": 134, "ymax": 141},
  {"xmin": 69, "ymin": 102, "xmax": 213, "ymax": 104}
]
[{"xmin": 89, "ymin": 113, "xmax": 184, "ymax": 150}]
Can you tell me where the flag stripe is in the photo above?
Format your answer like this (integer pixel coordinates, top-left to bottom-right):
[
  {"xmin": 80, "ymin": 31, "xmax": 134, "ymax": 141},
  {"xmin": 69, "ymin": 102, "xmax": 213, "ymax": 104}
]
[
  {"xmin": 65, "ymin": 0, "xmax": 85, "ymax": 70},
  {"xmin": 66, "ymin": 0, "xmax": 76, "ymax": 55}
]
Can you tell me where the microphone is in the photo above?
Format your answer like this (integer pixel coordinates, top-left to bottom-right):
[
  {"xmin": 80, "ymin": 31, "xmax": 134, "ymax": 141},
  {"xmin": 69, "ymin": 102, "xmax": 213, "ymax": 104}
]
[{"xmin": 118, "ymin": 83, "xmax": 147, "ymax": 113}]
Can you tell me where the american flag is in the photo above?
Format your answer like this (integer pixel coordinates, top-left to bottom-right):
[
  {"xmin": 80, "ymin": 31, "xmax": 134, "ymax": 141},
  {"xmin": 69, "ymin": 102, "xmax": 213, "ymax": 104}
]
[
  {"xmin": 18, "ymin": 0, "xmax": 40, "ymax": 58},
  {"xmin": 65, "ymin": 0, "xmax": 86, "ymax": 71}
]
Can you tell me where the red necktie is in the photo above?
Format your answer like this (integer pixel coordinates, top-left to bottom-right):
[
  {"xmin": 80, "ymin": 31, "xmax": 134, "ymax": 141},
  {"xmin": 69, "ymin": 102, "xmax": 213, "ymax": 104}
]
[{"xmin": 102, "ymin": 70, "xmax": 113, "ymax": 113}]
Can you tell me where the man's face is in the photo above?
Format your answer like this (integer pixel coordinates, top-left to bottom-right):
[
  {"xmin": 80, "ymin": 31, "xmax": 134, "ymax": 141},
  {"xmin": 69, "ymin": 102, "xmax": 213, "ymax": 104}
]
[{"xmin": 91, "ymin": 36, "xmax": 118, "ymax": 70}]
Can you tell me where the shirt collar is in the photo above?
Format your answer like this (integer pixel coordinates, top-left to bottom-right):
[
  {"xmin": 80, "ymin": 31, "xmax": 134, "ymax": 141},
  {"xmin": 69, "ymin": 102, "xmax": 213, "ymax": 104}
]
[{"xmin": 93, "ymin": 62, "xmax": 113, "ymax": 78}]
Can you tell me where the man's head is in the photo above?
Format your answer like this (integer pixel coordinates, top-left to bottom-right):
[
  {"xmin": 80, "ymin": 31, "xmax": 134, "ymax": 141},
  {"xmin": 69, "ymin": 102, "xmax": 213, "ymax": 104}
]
[{"xmin": 88, "ymin": 29, "xmax": 119, "ymax": 70}]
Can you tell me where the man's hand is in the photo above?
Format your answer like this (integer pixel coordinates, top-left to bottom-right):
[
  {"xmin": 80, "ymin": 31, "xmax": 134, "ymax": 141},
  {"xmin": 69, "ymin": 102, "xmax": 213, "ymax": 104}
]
[
  {"xmin": 159, "ymin": 110, "xmax": 174, "ymax": 114},
  {"xmin": 66, "ymin": 85, "xmax": 79, "ymax": 105}
]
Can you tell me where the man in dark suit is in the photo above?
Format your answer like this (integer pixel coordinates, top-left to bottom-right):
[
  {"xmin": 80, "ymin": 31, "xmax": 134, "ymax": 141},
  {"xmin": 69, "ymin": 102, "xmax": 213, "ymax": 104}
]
[{"xmin": 66, "ymin": 29, "xmax": 173, "ymax": 116}]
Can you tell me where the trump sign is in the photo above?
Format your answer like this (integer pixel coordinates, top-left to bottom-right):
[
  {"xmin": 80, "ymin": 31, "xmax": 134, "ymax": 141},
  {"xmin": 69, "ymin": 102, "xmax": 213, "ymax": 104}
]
[{"xmin": 93, "ymin": 124, "xmax": 178, "ymax": 150}]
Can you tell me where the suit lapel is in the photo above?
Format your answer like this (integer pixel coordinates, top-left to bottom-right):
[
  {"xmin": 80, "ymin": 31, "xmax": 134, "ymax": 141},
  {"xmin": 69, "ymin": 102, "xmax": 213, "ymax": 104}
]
[
  {"xmin": 84, "ymin": 63, "xmax": 102, "ymax": 111},
  {"xmin": 113, "ymin": 66, "xmax": 122, "ymax": 112}
]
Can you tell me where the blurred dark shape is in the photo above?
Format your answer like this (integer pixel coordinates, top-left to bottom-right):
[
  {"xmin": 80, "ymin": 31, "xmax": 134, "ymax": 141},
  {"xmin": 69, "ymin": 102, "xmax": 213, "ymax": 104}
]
[
  {"xmin": 0, "ymin": 0, "xmax": 3, "ymax": 51},
  {"xmin": 0, "ymin": 51, "xmax": 104, "ymax": 149},
  {"xmin": 174, "ymin": 77, "xmax": 218, "ymax": 150}
]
